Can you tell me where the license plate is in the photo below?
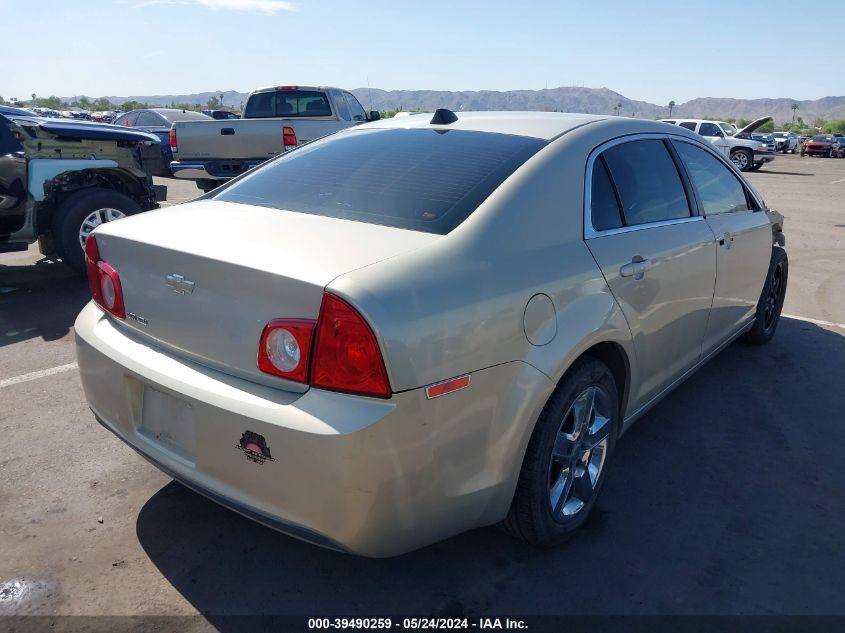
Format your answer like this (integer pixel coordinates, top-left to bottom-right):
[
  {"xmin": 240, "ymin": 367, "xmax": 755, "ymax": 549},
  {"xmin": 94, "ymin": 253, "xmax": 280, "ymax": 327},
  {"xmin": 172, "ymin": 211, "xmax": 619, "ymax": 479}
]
[{"xmin": 140, "ymin": 387, "xmax": 196, "ymax": 462}]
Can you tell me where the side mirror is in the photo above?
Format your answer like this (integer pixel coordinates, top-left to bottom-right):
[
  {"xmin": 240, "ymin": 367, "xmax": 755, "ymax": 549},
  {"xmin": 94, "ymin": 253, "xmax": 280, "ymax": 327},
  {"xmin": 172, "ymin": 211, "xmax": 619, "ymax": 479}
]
[{"xmin": 368, "ymin": 110, "xmax": 381, "ymax": 121}]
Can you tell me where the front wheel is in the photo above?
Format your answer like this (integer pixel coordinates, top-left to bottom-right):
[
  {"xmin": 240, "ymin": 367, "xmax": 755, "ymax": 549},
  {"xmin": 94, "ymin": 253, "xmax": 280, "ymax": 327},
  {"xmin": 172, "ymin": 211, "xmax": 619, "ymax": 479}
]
[
  {"xmin": 743, "ymin": 247, "xmax": 788, "ymax": 346},
  {"xmin": 730, "ymin": 148, "xmax": 753, "ymax": 172},
  {"xmin": 503, "ymin": 357, "xmax": 620, "ymax": 546},
  {"xmin": 52, "ymin": 188, "xmax": 141, "ymax": 274}
]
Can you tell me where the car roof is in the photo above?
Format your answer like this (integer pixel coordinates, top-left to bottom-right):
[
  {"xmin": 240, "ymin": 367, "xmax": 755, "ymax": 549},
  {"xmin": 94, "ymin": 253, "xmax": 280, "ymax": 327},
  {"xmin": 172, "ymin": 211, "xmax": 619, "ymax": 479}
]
[{"xmin": 360, "ymin": 111, "xmax": 618, "ymax": 141}]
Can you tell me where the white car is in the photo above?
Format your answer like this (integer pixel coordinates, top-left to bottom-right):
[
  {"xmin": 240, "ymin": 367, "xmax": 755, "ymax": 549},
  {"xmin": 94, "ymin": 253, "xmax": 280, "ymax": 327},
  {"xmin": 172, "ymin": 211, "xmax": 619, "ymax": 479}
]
[{"xmin": 659, "ymin": 117, "xmax": 775, "ymax": 172}]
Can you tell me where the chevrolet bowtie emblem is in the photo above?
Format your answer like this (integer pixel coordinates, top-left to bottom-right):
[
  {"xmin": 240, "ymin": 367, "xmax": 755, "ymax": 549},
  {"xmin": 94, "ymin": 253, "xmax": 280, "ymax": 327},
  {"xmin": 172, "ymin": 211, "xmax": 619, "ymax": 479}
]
[{"xmin": 166, "ymin": 273, "xmax": 195, "ymax": 295}]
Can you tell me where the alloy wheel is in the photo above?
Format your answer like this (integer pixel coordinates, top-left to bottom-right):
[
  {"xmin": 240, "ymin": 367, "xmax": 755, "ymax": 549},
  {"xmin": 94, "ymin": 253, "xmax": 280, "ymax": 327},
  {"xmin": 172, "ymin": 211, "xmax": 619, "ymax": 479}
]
[
  {"xmin": 732, "ymin": 151, "xmax": 749, "ymax": 170},
  {"xmin": 78, "ymin": 207, "xmax": 127, "ymax": 250},
  {"xmin": 764, "ymin": 262, "xmax": 784, "ymax": 330},
  {"xmin": 547, "ymin": 385, "xmax": 612, "ymax": 522}
]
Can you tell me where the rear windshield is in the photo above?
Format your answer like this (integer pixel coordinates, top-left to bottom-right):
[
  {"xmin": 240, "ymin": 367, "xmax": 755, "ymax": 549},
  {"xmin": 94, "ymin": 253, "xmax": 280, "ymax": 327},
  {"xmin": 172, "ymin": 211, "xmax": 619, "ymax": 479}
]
[
  {"xmin": 213, "ymin": 128, "xmax": 546, "ymax": 234},
  {"xmin": 161, "ymin": 110, "xmax": 213, "ymax": 123},
  {"xmin": 244, "ymin": 90, "xmax": 333, "ymax": 118}
]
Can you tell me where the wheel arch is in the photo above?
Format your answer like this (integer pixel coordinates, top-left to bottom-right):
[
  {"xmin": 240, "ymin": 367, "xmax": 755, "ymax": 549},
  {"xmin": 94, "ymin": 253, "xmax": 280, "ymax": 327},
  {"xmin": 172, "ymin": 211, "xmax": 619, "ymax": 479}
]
[{"xmin": 37, "ymin": 168, "xmax": 152, "ymax": 234}]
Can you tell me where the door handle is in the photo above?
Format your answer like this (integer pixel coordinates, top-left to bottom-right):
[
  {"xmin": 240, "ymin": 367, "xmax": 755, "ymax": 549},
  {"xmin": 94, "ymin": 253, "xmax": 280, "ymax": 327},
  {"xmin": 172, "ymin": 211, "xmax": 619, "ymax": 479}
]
[
  {"xmin": 619, "ymin": 257, "xmax": 652, "ymax": 279},
  {"xmin": 220, "ymin": 128, "xmax": 235, "ymax": 135}
]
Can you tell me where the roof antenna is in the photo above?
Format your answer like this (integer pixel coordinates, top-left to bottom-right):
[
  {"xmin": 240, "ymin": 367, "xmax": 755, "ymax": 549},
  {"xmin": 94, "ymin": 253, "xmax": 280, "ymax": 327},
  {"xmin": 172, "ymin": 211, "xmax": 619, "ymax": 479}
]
[{"xmin": 430, "ymin": 108, "xmax": 458, "ymax": 125}]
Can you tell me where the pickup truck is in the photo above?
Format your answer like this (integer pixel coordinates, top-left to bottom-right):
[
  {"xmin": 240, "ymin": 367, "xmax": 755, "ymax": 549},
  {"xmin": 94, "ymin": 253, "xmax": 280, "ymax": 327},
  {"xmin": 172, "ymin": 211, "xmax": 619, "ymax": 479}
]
[{"xmin": 170, "ymin": 86, "xmax": 380, "ymax": 192}]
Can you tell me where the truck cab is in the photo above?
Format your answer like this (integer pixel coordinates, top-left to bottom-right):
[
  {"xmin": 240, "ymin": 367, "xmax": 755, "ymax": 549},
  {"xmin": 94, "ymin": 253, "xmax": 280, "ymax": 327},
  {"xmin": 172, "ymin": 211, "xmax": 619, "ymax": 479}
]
[{"xmin": 169, "ymin": 86, "xmax": 380, "ymax": 193}]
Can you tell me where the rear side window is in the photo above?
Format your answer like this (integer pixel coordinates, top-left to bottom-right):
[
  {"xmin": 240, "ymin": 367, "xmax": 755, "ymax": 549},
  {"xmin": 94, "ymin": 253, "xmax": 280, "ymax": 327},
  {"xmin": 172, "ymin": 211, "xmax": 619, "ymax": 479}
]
[
  {"xmin": 679, "ymin": 122, "xmax": 697, "ymax": 131},
  {"xmin": 673, "ymin": 141, "xmax": 749, "ymax": 216},
  {"xmin": 601, "ymin": 140, "xmax": 690, "ymax": 226},
  {"xmin": 590, "ymin": 158, "xmax": 623, "ymax": 231},
  {"xmin": 214, "ymin": 128, "xmax": 546, "ymax": 235},
  {"xmin": 244, "ymin": 90, "xmax": 332, "ymax": 118}
]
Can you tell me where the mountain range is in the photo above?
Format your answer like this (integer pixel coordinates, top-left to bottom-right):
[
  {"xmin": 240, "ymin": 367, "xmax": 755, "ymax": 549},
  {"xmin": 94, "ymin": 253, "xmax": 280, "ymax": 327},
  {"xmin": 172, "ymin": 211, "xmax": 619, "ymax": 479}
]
[{"xmin": 72, "ymin": 87, "xmax": 845, "ymax": 122}]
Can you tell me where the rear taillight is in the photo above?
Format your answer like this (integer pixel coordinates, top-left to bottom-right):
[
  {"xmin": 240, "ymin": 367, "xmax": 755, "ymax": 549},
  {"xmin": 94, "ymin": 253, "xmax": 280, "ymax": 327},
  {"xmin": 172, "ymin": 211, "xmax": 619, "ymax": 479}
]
[
  {"xmin": 169, "ymin": 127, "xmax": 177, "ymax": 153},
  {"xmin": 257, "ymin": 319, "xmax": 315, "ymax": 383},
  {"xmin": 257, "ymin": 293, "xmax": 391, "ymax": 399},
  {"xmin": 123, "ymin": 118, "xmax": 131, "ymax": 127},
  {"xmin": 311, "ymin": 294, "xmax": 391, "ymax": 398},
  {"xmin": 283, "ymin": 126, "xmax": 297, "ymax": 148},
  {"xmin": 85, "ymin": 236, "xmax": 125, "ymax": 319}
]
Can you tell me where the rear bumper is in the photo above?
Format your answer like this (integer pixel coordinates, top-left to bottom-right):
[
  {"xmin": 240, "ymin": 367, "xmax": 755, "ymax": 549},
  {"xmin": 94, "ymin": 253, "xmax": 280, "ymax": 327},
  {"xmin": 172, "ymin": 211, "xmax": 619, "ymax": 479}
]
[
  {"xmin": 74, "ymin": 302, "xmax": 554, "ymax": 557},
  {"xmin": 170, "ymin": 158, "xmax": 268, "ymax": 181}
]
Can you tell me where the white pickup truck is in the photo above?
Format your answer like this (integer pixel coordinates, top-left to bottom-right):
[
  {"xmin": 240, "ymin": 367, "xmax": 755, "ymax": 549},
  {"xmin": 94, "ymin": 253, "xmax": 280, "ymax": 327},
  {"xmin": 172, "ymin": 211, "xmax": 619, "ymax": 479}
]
[{"xmin": 170, "ymin": 86, "xmax": 379, "ymax": 192}]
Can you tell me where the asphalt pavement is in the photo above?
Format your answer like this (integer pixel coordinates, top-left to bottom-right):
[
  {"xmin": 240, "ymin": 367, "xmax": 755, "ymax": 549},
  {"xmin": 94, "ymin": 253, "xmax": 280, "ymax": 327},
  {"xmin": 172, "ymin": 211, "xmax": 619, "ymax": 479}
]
[{"xmin": 1, "ymin": 157, "xmax": 844, "ymax": 623}]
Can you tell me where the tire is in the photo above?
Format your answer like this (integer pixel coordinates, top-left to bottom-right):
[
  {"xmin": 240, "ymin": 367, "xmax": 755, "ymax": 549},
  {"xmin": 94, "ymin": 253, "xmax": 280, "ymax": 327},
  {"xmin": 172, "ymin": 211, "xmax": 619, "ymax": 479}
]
[
  {"xmin": 791, "ymin": 145, "xmax": 798, "ymax": 154},
  {"xmin": 730, "ymin": 148, "xmax": 753, "ymax": 172},
  {"xmin": 51, "ymin": 188, "xmax": 141, "ymax": 274},
  {"xmin": 743, "ymin": 247, "xmax": 788, "ymax": 346},
  {"xmin": 503, "ymin": 357, "xmax": 620, "ymax": 547}
]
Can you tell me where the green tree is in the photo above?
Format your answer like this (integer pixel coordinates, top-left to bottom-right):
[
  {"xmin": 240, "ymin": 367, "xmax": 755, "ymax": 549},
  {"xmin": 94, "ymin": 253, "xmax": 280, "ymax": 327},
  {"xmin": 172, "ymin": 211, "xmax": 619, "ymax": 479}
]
[
  {"xmin": 120, "ymin": 100, "xmax": 150, "ymax": 112},
  {"xmin": 206, "ymin": 95, "xmax": 223, "ymax": 109},
  {"xmin": 791, "ymin": 103, "xmax": 799, "ymax": 125},
  {"xmin": 92, "ymin": 97, "xmax": 117, "ymax": 111},
  {"xmin": 667, "ymin": 100, "xmax": 675, "ymax": 117},
  {"xmin": 33, "ymin": 95, "xmax": 64, "ymax": 109}
]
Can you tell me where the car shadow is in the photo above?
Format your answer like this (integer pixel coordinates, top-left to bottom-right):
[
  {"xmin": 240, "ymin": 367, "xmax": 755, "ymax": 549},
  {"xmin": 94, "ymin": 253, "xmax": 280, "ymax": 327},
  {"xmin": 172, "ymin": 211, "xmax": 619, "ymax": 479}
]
[
  {"xmin": 755, "ymin": 170, "xmax": 812, "ymax": 176},
  {"xmin": 136, "ymin": 318, "xmax": 845, "ymax": 620},
  {"xmin": 0, "ymin": 256, "xmax": 88, "ymax": 347}
]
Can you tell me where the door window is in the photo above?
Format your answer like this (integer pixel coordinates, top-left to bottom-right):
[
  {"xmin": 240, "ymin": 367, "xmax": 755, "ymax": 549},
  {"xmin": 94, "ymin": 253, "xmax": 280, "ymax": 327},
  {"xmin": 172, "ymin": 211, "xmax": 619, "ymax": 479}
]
[
  {"xmin": 601, "ymin": 139, "xmax": 690, "ymax": 226},
  {"xmin": 331, "ymin": 90, "xmax": 351, "ymax": 121},
  {"xmin": 343, "ymin": 92, "xmax": 367, "ymax": 122},
  {"xmin": 673, "ymin": 142, "xmax": 750, "ymax": 216},
  {"xmin": 698, "ymin": 122, "xmax": 723, "ymax": 137}
]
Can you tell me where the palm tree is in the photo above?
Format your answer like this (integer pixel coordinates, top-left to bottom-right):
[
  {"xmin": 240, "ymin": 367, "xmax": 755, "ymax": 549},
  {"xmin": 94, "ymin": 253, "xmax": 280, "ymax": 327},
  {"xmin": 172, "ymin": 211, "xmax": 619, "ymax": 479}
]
[
  {"xmin": 668, "ymin": 100, "xmax": 676, "ymax": 117},
  {"xmin": 791, "ymin": 103, "xmax": 799, "ymax": 125}
]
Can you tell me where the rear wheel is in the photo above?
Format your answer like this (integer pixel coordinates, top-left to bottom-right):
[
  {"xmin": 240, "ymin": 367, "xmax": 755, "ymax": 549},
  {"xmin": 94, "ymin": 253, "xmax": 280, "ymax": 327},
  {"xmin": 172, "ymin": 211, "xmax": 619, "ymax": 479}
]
[
  {"xmin": 52, "ymin": 188, "xmax": 141, "ymax": 274},
  {"xmin": 743, "ymin": 247, "xmax": 788, "ymax": 346},
  {"xmin": 503, "ymin": 357, "xmax": 620, "ymax": 546},
  {"xmin": 730, "ymin": 148, "xmax": 753, "ymax": 171}
]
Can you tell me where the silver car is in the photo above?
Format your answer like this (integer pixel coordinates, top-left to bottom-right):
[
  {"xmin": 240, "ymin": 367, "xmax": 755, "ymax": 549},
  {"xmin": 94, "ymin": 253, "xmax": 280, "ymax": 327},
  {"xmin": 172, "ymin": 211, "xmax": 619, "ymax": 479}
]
[{"xmin": 75, "ymin": 111, "xmax": 788, "ymax": 557}]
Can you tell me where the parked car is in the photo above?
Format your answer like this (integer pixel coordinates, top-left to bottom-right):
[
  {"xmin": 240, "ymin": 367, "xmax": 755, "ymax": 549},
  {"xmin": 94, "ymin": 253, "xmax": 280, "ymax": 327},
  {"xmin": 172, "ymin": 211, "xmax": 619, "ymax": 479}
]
[
  {"xmin": 202, "ymin": 109, "xmax": 241, "ymax": 120},
  {"xmin": 0, "ymin": 113, "xmax": 165, "ymax": 272},
  {"xmin": 75, "ymin": 111, "xmax": 787, "ymax": 557},
  {"xmin": 113, "ymin": 108, "xmax": 213, "ymax": 177},
  {"xmin": 771, "ymin": 131, "xmax": 799, "ymax": 153},
  {"xmin": 800, "ymin": 134, "xmax": 842, "ymax": 157},
  {"xmin": 0, "ymin": 105, "xmax": 37, "ymax": 117},
  {"xmin": 170, "ymin": 85, "xmax": 380, "ymax": 192},
  {"xmin": 835, "ymin": 137, "xmax": 845, "ymax": 155},
  {"xmin": 659, "ymin": 117, "xmax": 775, "ymax": 171},
  {"xmin": 751, "ymin": 133, "xmax": 777, "ymax": 159}
]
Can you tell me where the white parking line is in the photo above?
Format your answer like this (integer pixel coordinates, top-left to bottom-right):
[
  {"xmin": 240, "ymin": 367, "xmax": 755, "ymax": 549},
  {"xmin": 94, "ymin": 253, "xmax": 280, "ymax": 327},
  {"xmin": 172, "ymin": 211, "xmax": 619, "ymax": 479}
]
[
  {"xmin": 830, "ymin": 178, "xmax": 845, "ymax": 184},
  {"xmin": 0, "ymin": 362, "xmax": 78, "ymax": 389},
  {"xmin": 783, "ymin": 314, "xmax": 845, "ymax": 330}
]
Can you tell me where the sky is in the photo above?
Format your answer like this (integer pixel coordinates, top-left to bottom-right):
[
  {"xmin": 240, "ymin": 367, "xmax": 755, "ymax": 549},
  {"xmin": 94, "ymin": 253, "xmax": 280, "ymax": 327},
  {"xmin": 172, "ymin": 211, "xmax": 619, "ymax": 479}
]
[{"xmin": 3, "ymin": 0, "xmax": 844, "ymax": 106}]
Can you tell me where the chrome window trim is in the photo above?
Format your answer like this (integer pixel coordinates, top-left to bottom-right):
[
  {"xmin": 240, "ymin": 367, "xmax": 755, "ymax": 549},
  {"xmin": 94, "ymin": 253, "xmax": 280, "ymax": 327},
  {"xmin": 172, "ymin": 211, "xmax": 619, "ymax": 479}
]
[{"xmin": 583, "ymin": 132, "xmax": 705, "ymax": 240}]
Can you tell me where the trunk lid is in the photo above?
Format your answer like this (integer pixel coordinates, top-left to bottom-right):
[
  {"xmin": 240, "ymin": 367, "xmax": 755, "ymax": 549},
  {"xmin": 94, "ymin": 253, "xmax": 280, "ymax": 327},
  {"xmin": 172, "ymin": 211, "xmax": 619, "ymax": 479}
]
[{"xmin": 92, "ymin": 199, "xmax": 438, "ymax": 389}]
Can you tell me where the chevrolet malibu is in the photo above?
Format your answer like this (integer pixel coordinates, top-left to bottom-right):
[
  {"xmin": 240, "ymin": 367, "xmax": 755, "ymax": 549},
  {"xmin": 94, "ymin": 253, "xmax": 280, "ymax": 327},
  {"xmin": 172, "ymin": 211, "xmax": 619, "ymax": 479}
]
[{"xmin": 75, "ymin": 111, "xmax": 788, "ymax": 557}]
